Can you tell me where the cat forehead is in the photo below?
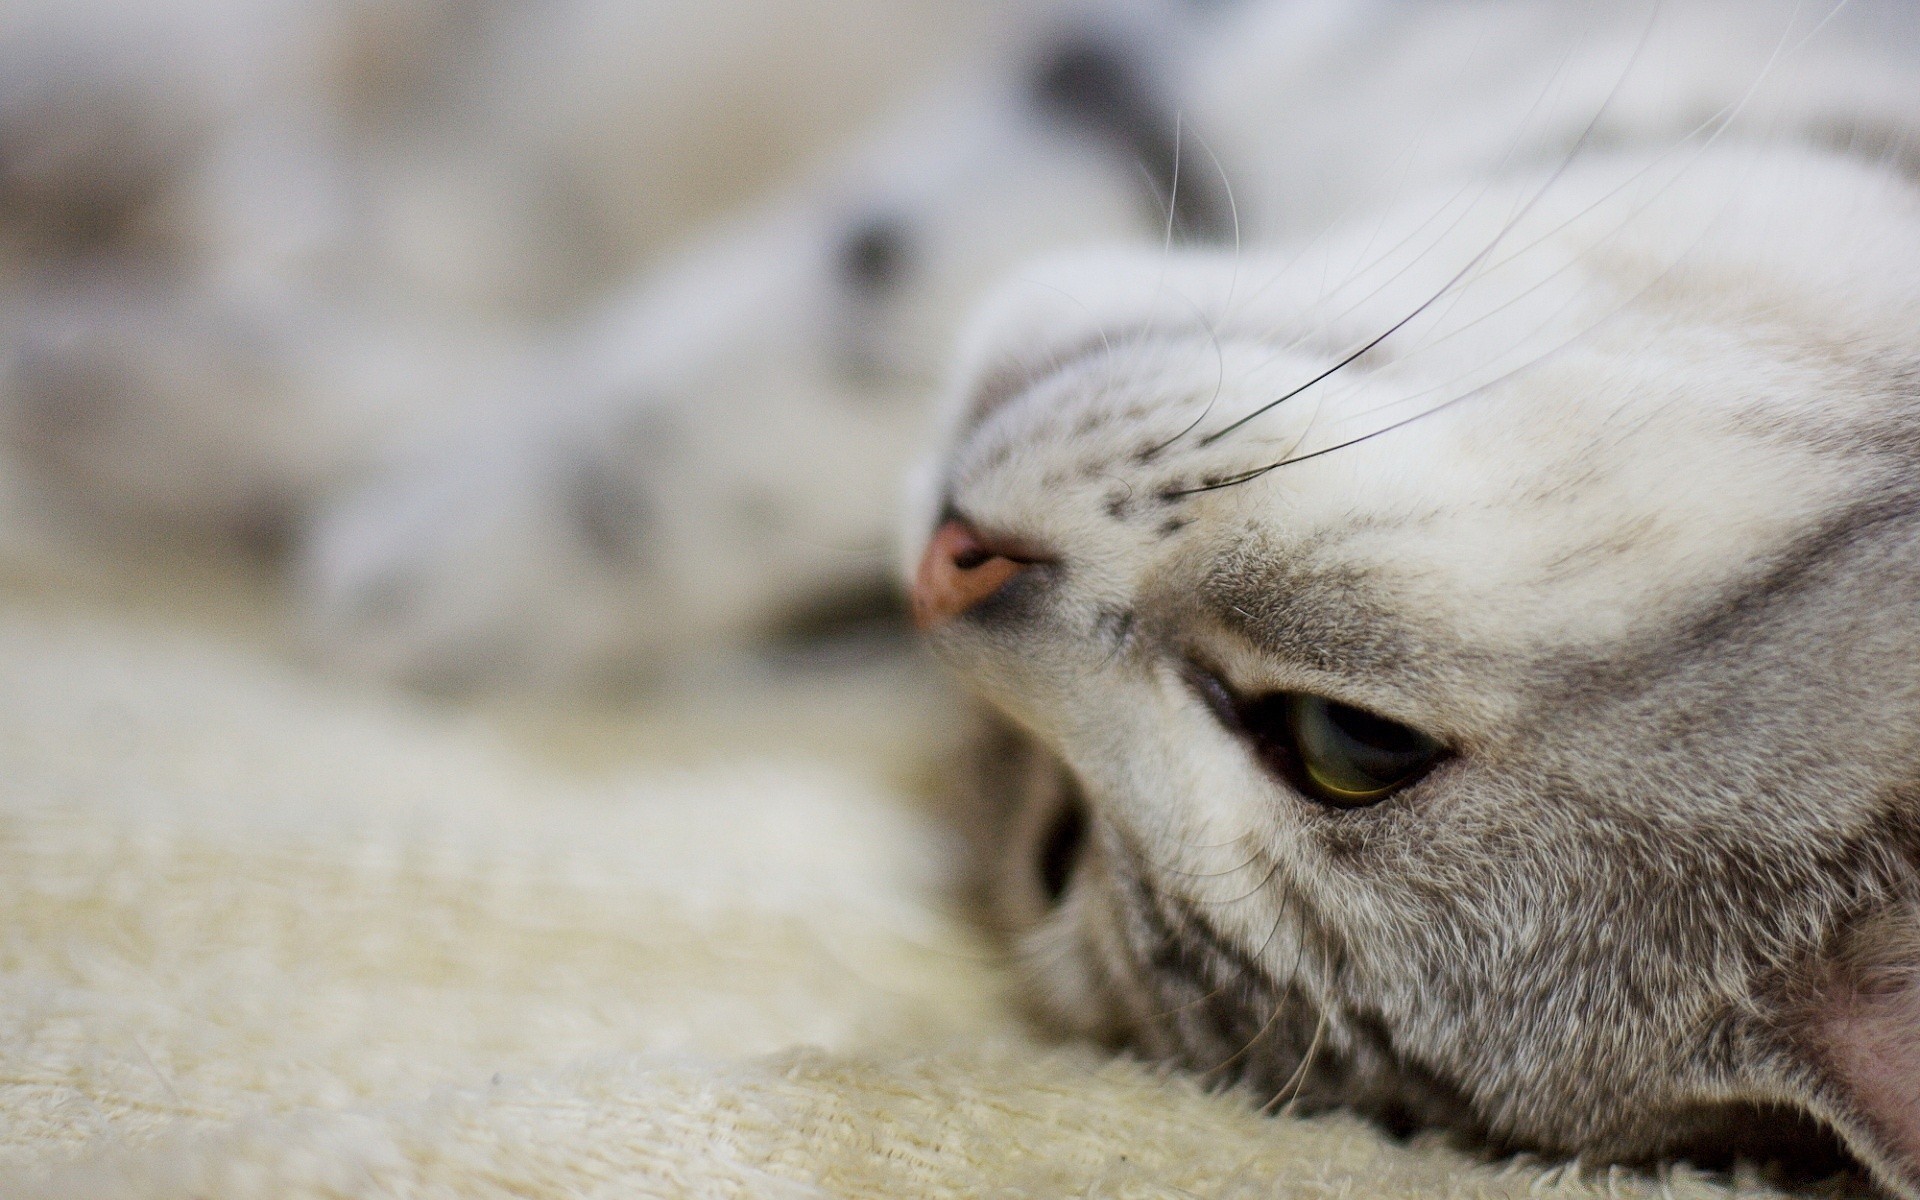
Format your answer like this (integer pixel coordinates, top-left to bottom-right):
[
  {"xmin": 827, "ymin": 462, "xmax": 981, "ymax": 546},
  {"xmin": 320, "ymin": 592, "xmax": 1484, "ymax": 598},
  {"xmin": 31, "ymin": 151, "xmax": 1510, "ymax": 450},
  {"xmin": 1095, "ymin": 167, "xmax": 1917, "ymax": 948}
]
[
  {"xmin": 951, "ymin": 331, "xmax": 1862, "ymax": 675},
  {"xmin": 934, "ymin": 151, "xmax": 1920, "ymax": 674}
]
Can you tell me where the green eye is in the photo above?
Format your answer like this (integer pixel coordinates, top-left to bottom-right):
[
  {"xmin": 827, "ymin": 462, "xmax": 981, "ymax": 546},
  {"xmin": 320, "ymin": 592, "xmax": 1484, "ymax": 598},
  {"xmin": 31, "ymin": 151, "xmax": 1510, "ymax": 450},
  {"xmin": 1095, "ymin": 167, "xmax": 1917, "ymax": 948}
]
[
  {"xmin": 1282, "ymin": 694, "xmax": 1443, "ymax": 807},
  {"xmin": 1189, "ymin": 664, "xmax": 1444, "ymax": 809}
]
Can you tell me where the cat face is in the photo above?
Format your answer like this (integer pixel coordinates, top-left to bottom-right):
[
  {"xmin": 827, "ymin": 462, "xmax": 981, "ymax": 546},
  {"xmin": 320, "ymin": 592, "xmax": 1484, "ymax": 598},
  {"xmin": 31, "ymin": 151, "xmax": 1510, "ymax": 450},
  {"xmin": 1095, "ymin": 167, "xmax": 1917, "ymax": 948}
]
[{"xmin": 912, "ymin": 146, "xmax": 1920, "ymax": 1189}]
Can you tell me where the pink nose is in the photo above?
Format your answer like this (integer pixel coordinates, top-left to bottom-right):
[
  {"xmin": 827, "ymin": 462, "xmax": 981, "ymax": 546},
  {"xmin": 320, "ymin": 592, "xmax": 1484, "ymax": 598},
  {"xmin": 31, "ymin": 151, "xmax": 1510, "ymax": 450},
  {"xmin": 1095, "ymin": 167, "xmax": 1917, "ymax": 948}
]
[{"xmin": 912, "ymin": 518, "xmax": 1035, "ymax": 629}]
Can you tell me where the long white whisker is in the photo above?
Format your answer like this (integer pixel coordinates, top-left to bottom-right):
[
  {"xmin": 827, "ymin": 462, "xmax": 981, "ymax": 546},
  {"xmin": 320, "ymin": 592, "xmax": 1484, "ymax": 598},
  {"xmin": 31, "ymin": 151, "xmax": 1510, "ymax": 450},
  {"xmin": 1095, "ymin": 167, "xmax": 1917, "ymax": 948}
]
[{"xmin": 1194, "ymin": 2, "xmax": 1668, "ymax": 449}]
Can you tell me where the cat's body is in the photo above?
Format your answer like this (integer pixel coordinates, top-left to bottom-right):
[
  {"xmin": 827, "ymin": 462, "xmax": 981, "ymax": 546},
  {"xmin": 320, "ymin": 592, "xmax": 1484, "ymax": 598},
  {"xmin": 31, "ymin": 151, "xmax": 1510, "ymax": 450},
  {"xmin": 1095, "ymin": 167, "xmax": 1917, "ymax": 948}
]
[
  {"xmin": 302, "ymin": 0, "xmax": 1224, "ymax": 686},
  {"xmin": 909, "ymin": 10, "xmax": 1920, "ymax": 1190},
  {"xmin": 0, "ymin": 0, "xmax": 981, "ymax": 558}
]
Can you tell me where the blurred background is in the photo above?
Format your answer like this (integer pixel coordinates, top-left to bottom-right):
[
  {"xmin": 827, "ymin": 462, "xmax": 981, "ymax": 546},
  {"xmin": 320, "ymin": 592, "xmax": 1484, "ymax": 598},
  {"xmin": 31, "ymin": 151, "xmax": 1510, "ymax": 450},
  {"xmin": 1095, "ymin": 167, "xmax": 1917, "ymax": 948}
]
[
  {"xmin": 0, "ymin": 0, "xmax": 1044, "ymax": 777},
  {"xmin": 0, "ymin": 0, "xmax": 993, "ymax": 316}
]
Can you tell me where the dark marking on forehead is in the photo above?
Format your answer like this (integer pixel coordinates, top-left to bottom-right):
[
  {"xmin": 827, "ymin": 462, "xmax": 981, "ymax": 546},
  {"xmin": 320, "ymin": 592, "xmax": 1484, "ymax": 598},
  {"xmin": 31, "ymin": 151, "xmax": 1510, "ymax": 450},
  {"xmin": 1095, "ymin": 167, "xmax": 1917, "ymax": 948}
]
[
  {"xmin": 1027, "ymin": 31, "xmax": 1232, "ymax": 244},
  {"xmin": 1201, "ymin": 540, "xmax": 1433, "ymax": 681},
  {"xmin": 1565, "ymin": 485, "xmax": 1920, "ymax": 711},
  {"xmin": 1158, "ymin": 470, "xmax": 1260, "ymax": 500},
  {"xmin": 1134, "ymin": 440, "xmax": 1169, "ymax": 466},
  {"xmin": 1682, "ymin": 490, "xmax": 1920, "ymax": 644}
]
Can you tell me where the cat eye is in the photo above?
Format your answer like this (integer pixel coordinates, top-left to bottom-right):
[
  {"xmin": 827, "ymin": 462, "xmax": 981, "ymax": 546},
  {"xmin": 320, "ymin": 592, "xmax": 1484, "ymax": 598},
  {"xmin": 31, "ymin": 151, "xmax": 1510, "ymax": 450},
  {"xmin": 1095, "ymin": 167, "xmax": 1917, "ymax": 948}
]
[{"xmin": 1190, "ymin": 665, "xmax": 1444, "ymax": 809}]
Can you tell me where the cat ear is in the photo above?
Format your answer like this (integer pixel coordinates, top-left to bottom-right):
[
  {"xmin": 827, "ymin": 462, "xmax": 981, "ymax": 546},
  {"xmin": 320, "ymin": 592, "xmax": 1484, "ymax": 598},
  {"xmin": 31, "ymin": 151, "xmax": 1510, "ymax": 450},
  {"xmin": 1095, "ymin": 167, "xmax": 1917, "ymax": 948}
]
[{"xmin": 1781, "ymin": 900, "xmax": 1920, "ymax": 1199}]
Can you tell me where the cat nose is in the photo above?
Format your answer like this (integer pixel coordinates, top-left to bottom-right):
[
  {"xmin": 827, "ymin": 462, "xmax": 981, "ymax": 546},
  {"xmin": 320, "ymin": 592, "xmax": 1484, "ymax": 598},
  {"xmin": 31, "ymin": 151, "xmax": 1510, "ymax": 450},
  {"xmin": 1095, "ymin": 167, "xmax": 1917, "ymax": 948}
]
[{"xmin": 912, "ymin": 517, "xmax": 1042, "ymax": 628}]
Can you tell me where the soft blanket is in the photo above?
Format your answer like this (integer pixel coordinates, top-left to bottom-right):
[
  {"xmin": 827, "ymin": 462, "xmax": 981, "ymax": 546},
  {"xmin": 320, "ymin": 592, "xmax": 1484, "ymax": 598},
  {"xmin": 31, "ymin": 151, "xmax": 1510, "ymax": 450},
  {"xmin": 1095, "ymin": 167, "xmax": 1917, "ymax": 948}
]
[{"xmin": 0, "ymin": 529, "xmax": 1803, "ymax": 1197}]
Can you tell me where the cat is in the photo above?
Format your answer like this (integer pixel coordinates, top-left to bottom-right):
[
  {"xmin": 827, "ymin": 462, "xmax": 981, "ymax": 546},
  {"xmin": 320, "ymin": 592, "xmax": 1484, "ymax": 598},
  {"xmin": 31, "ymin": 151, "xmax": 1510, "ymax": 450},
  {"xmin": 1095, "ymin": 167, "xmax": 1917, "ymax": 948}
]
[{"xmin": 907, "ymin": 2, "xmax": 1920, "ymax": 1189}]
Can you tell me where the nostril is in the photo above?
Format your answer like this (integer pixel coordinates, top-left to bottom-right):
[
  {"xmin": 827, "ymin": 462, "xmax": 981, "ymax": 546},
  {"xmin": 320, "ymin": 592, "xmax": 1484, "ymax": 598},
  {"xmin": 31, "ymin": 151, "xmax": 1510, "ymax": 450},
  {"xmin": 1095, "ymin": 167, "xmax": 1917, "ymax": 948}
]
[{"xmin": 911, "ymin": 516, "xmax": 1050, "ymax": 629}]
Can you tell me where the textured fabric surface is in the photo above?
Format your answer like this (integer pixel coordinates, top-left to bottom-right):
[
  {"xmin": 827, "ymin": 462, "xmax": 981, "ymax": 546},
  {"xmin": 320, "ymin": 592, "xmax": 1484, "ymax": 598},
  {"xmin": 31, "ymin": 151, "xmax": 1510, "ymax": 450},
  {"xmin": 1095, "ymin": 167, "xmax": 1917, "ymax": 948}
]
[{"xmin": 0, "ymin": 556, "xmax": 1800, "ymax": 1197}]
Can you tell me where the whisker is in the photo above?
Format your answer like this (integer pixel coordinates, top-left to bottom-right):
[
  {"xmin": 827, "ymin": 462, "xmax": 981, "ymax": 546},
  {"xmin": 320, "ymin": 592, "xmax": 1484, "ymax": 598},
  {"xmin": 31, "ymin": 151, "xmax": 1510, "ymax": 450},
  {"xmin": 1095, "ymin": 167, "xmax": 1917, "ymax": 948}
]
[
  {"xmin": 1218, "ymin": 12, "xmax": 1536, "ymax": 332},
  {"xmin": 1153, "ymin": 893, "xmax": 1291, "ymax": 1024},
  {"xmin": 1233, "ymin": 29, "xmax": 1591, "ymax": 375},
  {"xmin": 1276, "ymin": 1, "xmax": 1830, "ymax": 459},
  {"xmin": 1168, "ymin": 158, "xmax": 1769, "ymax": 501},
  {"xmin": 1146, "ymin": 837, "xmax": 1269, "ymax": 882},
  {"xmin": 1133, "ymin": 821, "xmax": 1266, "ymax": 876},
  {"xmin": 1197, "ymin": 980, "xmax": 1289, "ymax": 1082},
  {"xmin": 1188, "ymin": 854, "xmax": 1281, "ymax": 907},
  {"xmin": 1192, "ymin": 123, "xmax": 1243, "ymax": 308},
  {"xmin": 1171, "ymin": 0, "xmax": 1859, "ymax": 494},
  {"xmin": 1165, "ymin": 112, "xmax": 1183, "ymax": 253},
  {"xmin": 1195, "ymin": 2, "xmax": 1668, "ymax": 450},
  {"xmin": 1137, "ymin": 300, "xmax": 1231, "ymax": 459},
  {"xmin": 1136, "ymin": 124, "xmax": 1247, "ymax": 458},
  {"xmin": 1267, "ymin": 1003, "xmax": 1331, "ymax": 1117},
  {"xmin": 1196, "ymin": 893, "xmax": 1308, "ymax": 1081}
]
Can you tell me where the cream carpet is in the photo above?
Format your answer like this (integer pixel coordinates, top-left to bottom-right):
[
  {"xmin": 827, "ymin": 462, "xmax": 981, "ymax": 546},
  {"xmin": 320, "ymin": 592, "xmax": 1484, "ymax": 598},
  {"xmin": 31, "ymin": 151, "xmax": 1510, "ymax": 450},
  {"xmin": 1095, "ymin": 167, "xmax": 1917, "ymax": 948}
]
[{"xmin": 0, "ymin": 522, "xmax": 1806, "ymax": 1197}]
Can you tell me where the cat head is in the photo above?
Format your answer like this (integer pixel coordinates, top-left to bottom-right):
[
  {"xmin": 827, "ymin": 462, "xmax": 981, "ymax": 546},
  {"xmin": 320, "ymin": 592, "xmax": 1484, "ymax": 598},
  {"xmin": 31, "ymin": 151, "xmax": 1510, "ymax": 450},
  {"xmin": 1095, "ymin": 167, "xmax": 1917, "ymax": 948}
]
[{"xmin": 911, "ymin": 144, "xmax": 1920, "ymax": 1190}]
